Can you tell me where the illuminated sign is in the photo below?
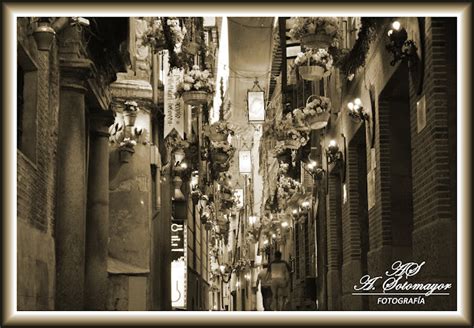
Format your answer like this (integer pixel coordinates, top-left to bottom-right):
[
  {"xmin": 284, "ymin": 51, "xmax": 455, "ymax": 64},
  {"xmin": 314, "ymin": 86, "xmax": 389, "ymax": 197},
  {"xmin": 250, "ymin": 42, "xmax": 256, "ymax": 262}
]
[{"xmin": 171, "ymin": 221, "xmax": 187, "ymax": 309}]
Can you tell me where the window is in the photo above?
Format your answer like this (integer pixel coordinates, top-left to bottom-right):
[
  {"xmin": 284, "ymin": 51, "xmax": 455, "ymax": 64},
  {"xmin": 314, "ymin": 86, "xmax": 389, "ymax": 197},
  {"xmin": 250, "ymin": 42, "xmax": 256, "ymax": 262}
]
[{"xmin": 17, "ymin": 43, "xmax": 38, "ymax": 161}]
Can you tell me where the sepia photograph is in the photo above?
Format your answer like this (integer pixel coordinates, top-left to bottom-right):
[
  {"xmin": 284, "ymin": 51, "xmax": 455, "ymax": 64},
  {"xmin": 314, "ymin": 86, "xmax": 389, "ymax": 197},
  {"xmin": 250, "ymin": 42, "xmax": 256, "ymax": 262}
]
[{"xmin": 2, "ymin": 1, "xmax": 471, "ymax": 326}]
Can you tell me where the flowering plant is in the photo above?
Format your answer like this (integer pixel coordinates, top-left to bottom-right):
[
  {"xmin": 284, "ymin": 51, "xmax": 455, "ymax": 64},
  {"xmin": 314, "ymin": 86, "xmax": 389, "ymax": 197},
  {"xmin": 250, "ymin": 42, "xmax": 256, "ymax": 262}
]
[
  {"xmin": 277, "ymin": 176, "xmax": 303, "ymax": 201},
  {"xmin": 211, "ymin": 140, "xmax": 235, "ymax": 157},
  {"xmin": 176, "ymin": 65, "xmax": 215, "ymax": 97},
  {"xmin": 294, "ymin": 48, "xmax": 333, "ymax": 72},
  {"xmin": 204, "ymin": 120, "xmax": 235, "ymax": 139},
  {"xmin": 142, "ymin": 19, "xmax": 165, "ymax": 52},
  {"xmin": 119, "ymin": 138, "xmax": 137, "ymax": 149},
  {"xmin": 288, "ymin": 17, "xmax": 340, "ymax": 41},
  {"xmin": 293, "ymin": 96, "xmax": 332, "ymax": 127},
  {"xmin": 124, "ymin": 100, "xmax": 139, "ymax": 112},
  {"xmin": 166, "ymin": 18, "xmax": 187, "ymax": 54}
]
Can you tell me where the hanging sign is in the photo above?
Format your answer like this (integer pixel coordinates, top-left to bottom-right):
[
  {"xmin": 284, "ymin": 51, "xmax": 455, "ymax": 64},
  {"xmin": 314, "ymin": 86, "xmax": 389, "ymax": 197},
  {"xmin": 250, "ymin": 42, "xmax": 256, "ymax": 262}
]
[
  {"xmin": 239, "ymin": 150, "xmax": 252, "ymax": 174},
  {"xmin": 247, "ymin": 91, "xmax": 265, "ymax": 122},
  {"xmin": 171, "ymin": 220, "xmax": 187, "ymax": 309},
  {"xmin": 164, "ymin": 67, "xmax": 185, "ymax": 138}
]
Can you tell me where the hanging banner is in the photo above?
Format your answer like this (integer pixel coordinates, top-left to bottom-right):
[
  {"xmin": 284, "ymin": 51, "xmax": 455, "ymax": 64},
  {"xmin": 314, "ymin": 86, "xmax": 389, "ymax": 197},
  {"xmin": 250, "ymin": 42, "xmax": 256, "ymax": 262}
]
[
  {"xmin": 171, "ymin": 220, "xmax": 187, "ymax": 309},
  {"xmin": 164, "ymin": 66, "xmax": 185, "ymax": 139}
]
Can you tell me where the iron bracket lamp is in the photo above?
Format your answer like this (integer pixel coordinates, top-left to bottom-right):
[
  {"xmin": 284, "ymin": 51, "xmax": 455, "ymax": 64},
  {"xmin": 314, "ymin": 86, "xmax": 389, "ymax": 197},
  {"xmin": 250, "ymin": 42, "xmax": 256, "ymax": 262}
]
[
  {"xmin": 326, "ymin": 140, "xmax": 343, "ymax": 165},
  {"xmin": 347, "ymin": 98, "xmax": 369, "ymax": 122},
  {"xmin": 305, "ymin": 160, "xmax": 325, "ymax": 180},
  {"xmin": 386, "ymin": 21, "xmax": 418, "ymax": 66}
]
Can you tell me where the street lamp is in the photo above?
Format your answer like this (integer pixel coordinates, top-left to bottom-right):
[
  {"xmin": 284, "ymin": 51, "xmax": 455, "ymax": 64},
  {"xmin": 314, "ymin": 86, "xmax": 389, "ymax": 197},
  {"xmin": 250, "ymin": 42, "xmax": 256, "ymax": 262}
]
[
  {"xmin": 347, "ymin": 98, "xmax": 369, "ymax": 122},
  {"xmin": 386, "ymin": 20, "xmax": 417, "ymax": 66}
]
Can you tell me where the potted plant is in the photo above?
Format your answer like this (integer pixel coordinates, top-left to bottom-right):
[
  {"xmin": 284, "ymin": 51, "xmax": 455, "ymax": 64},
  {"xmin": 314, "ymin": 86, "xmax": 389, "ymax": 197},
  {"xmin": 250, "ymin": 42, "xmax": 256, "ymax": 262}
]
[
  {"xmin": 289, "ymin": 17, "xmax": 340, "ymax": 49},
  {"xmin": 123, "ymin": 100, "xmax": 139, "ymax": 127},
  {"xmin": 293, "ymin": 95, "xmax": 332, "ymax": 130},
  {"xmin": 294, "ymin": 48, "xmax": 333, "ymax": 81},
  {"xmin": 142, "ymin": 18, "xmax": 166, "ymax": 53},
  {"xmin": 176, "ymin": 65, "xmax": 215, "ymax": 106},
  {"xmin": 118, "ymin": 138, "xmax": 137, "ymax": 163},
  {"xmin": 165, "ymin": 17, "xmax": 187, "ymax": 54},
  {"xmin": 210, "ymin": 140, "xmax": 235, "ymax": 164},
  {"xmin": 204, "ymin": 121, "xmax": 235, "ymax": 142}
]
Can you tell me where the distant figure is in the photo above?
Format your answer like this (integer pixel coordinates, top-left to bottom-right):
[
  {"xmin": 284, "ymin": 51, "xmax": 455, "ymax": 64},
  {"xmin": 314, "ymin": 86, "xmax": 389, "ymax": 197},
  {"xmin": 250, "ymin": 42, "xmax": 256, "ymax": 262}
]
[
  {"xmin": 268, "ymin": 250, "xmax": 291, "ymax": 311},
  {"xmin": 255, "ymin": 263, "xmax": 272, "ymax": 311}
]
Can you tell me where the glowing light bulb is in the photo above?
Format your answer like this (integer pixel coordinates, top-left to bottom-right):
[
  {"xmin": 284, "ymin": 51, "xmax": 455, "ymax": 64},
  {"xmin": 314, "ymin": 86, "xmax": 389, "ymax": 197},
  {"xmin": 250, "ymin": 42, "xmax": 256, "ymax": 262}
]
[
  {"xmin": 387, "ymin": 29, "xmax": 393, "ymax": 37},
  {"xmin": 263, "ymin": 240, "xmax": 269, "ymax": 245},
  {"xmin": 354, "ymin": 98, "xmax": 362, "ymax": 106},
  {"xmin": 272, "ymin": 233, "xmax": 276, "ymax": 238},
  {"xmin": 392, "ymin": 21, "xmax": 401, "ymax": 31},
  {"xmin": 302, "ymin": 201, "xmax": 310, "ymax": 208},
  {"xmin": 308, "ymin": 161, "xmax": 317, "ymax": 170},
  {"xmin": 281, "ymin": 221, "xmax": 289, "ymax": 228},
  {"xmin": 329, "ymin": 140, "xmax": 337, "ymax": 148},
  {"xmin": 292, "ymin": 209, "xmax": 298, "ymax": 214},
  {"xmin": 180, "ymin": 162, "xmax": 188, "ymax": 169},
  {"xmin": 347, "ymin": 102, "xmax": 354, "ymax": 110}
]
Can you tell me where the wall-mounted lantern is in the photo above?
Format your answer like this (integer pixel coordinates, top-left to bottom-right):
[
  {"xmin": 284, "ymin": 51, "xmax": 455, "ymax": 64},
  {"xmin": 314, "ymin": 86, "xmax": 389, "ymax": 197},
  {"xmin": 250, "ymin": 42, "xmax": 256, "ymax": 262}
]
[
  {"xmin": 247, "ymin": 79, "xmax": 265, "ymax": 123},
  {"xmin": 347, "ymin": 98, "xmax": 369, "ymax": 122},
  {"xmin": 326, "ymin": 140, "xmax": 343, "ymax": 165},
  {"xmin": 305, "ymin": 160, "xmax": 325, "ymax": 180},
  {"xmin": 386, "ymin": 20, "xmax": 417, "ymax": 66}
]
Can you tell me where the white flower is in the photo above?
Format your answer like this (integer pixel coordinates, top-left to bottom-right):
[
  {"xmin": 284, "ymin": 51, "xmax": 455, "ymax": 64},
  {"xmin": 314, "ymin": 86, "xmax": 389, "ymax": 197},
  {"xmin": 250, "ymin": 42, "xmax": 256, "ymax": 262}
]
[{"xmin": 183, "ymin": 83, "xmax": 192, "ymax": 91}]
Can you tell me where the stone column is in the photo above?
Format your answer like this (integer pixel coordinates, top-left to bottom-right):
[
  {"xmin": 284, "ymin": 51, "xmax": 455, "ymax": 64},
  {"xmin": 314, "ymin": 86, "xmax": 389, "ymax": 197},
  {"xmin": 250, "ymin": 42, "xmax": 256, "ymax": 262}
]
[
  {"xmin": 84, "ymin": 111, "xmax": 114, "ymax": 310},
  {"xmin": 55, "ymin": 56, "xmax": 91, "ymax": 310}
]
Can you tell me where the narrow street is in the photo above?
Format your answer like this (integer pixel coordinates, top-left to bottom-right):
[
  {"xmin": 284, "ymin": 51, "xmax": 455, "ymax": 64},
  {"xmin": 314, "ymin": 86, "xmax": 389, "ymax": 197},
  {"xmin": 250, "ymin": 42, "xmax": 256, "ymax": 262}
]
[{"xmin": 13, "ymin": 14, "xmax": 459, "ymax": 314}]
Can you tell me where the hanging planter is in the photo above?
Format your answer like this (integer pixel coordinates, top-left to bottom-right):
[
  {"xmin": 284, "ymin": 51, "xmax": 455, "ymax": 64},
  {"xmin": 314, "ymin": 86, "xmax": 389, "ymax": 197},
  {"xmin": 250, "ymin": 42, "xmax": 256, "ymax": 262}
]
[
  {"xmin": 205, "ymin": 121, "xmax": 235, "ymax": 142},
  {"xmin": 275, "ymin": 150, "xmax": 292, "ymax": 163},
  {"xmin": 293, "ymin": 95, "xmax": 332, "ymax": 130},
  {"xmin": 211, "ymin": 151, "xmax": 230, "ymax": 164},
  {"xmin": 283, "ymin": 139, "xmax": 302, "ymax": 150},
  {"xmin": 301, "ymin": 33, "xmax": 334, "ymax": 49},
  {"xmin": 182, "ymin": 90, "xmax": 209, "ymax": 106},
  {"xmin": 177, "ymin": 65, "xmax": 215, "ymax": 106},
  {"xmin": 289, "ymin": 17, "xmax": 340, "ymax": 49},
  {"xmin": 294, "ymin": 48, "xmax": 333, "ymax": 81},
  {"xmin": 298, "ymin": 65, "xmax": 331, "ymax": 81}
]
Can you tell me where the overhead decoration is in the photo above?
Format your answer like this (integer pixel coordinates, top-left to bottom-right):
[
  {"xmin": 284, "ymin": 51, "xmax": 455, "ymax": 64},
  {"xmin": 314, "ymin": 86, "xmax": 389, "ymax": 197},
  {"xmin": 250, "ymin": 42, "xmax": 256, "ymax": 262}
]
[
  {"xmin": 293, "ymin": 48, "xmax": 333, "ymax": 81},
  {"xmin": 177, "ymin": 65, "xmax": 215, "ymax": 106},
  {"xmin": 164, "ymin": 68, "xmax": 185, "ymax": 138},
  {"xmin": 288, "ymin": 17, "xmax": 341, "ymax": 49},
  {"xmin": 247, "ymin": 79, "xmax": 266, "ymax": 123},
  {"xmin": 203, "ymin": 120, "xmax": 235, "ymax": 142},
  {"xmin": 292, "ymin": 95, "xmax": 332, "ymax": 130}
]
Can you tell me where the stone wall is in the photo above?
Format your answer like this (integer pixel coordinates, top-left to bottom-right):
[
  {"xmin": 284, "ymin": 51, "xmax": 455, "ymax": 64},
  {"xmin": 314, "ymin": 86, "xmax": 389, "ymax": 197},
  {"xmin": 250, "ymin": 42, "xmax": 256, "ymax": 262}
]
[{"xmin": 17, "ymin": 17, "xmax": 59, "ymax": 310}]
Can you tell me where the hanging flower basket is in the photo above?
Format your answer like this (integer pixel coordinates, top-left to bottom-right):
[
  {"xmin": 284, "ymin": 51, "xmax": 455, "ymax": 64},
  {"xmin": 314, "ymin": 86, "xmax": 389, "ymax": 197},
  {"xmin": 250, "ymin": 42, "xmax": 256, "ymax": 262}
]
[
  {"xmin": 284, "ymin": 139, "xmax": 301, "ymax": 149},
  {"xmin": 301, "ymin": 33, "xmax": 334, "ymax": 49},
  {"xmin": 119, "ymin": 147, "xmax": 135, "ymax": 163},
  {"xmin": 276, "ymin": 151, "xmax": 292, "ymax": 163},
  {"xmin": 211, "ymin": 151, "xmax": 230, "ymax": 164},
  {"xmin": 298, "ymin": 65, "xmax": 330, "ymax": 81},
  {"xmin": 182, "ymin": 90, "xmax": 209, "ymax": 106},
  {"xmin": 307, "ymin": 112, "xmax": 331, "ymax": 130},
  {"xmin": 221, "ymin": 192, "xmax": 234, "ymax": 201}
]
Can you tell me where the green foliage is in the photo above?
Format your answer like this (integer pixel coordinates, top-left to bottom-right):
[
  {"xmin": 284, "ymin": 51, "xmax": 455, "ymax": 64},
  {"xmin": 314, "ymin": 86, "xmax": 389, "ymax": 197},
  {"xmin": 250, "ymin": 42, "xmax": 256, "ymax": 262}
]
[{"xmin": 330, "ymin": 17, "xmax": 381, "ymax": 78}]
